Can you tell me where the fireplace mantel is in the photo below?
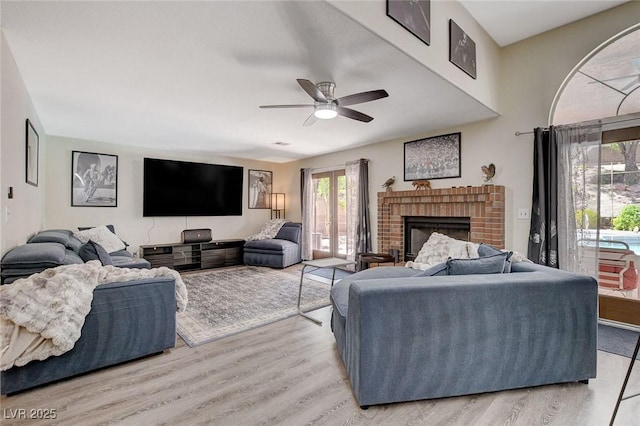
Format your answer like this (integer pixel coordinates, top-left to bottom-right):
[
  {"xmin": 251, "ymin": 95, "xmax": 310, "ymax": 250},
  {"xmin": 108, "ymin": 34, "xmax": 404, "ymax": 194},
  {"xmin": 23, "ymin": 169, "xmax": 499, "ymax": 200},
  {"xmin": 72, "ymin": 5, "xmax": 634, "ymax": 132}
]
[{"xmin": 377, "ymin": 185, "xmax": 505, "ymax": 261}]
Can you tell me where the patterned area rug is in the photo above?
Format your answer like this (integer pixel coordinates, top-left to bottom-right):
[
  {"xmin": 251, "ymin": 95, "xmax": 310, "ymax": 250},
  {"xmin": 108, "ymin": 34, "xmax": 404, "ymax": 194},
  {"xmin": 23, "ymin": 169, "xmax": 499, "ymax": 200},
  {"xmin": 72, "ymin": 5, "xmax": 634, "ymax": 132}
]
[{"xmin": 177, "ymin": 266, "xmax": 330, "ymax": 347}]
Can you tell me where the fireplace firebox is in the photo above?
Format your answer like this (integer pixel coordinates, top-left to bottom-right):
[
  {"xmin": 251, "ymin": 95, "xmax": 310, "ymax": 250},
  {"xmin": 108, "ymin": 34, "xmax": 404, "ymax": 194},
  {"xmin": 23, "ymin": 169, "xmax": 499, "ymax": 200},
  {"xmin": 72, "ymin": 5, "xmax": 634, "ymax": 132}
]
[{"xmin": 404, "ymin": 216, "xmax": 471, "ymax": 261}]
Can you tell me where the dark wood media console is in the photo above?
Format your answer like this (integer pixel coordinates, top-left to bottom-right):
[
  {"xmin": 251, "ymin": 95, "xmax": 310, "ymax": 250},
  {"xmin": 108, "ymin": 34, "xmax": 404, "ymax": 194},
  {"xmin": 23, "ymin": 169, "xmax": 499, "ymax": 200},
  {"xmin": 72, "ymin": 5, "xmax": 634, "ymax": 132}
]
[{"xmin": 140, "ymin": 239, "xmax": 244, "ymax": 271}]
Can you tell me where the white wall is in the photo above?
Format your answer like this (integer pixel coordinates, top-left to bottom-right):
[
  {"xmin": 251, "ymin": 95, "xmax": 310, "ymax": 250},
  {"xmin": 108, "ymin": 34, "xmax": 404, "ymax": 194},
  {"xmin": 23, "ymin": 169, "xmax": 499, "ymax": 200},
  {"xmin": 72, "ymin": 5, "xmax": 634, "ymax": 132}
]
[
  {"xmin": 281, "ymin": 1, "xmax": 640, "ymax": 255},
  {"xmin": 44, "ymin": 136, "xmax": 289, "ymax": 252},
  {"xmin": 328, "ymin": 0, "xmax": 502, "ymax": 113},
  {"xmin": 1, "ymin": 33, "xmax": 46, "ymax": 254}
]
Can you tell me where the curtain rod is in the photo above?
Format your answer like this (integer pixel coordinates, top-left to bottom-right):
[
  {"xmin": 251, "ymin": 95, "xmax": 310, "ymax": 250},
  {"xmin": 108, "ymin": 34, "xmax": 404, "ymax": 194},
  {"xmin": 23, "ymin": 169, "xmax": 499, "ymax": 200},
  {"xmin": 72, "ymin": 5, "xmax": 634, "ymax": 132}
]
[{"xmin": 515, "ymin": 115, "xmax": 640, "ymax": 136}]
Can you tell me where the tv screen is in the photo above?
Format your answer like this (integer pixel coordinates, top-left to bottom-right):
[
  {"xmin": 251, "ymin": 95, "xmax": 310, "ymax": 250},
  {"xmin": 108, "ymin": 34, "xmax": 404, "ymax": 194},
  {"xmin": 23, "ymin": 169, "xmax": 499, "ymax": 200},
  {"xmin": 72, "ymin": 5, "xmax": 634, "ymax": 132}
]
[{"xmin": 143, "ymin": 158, "xmax": 243, "ymax": 217}]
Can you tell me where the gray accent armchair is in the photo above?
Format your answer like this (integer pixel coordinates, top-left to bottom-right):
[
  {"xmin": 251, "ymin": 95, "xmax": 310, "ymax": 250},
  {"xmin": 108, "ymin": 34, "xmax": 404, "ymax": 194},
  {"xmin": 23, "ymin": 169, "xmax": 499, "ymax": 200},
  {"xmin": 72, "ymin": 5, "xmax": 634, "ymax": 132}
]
[{"xmin": 243, "ymin": 222, "xmax": 302, "ymax": 268}]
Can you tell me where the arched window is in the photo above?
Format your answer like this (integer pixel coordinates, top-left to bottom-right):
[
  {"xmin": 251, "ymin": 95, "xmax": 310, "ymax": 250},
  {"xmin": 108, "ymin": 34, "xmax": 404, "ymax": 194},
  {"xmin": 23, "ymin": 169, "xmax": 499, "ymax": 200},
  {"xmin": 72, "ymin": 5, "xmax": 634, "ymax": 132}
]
[{"xmin": 551, "ymin": 25, "xmax": 640, "ymax": 125}]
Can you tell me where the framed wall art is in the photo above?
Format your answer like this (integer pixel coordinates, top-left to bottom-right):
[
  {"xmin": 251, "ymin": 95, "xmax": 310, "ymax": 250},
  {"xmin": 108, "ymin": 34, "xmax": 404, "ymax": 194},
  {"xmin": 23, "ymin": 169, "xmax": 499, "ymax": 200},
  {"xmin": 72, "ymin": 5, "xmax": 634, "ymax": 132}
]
[
  {"xmin": 71, "ymin": 151, "xmax": 118, "ymax": 207},
  {"xmin": 25, "ymin": 119, "xmax": 39, "ymax": 187},
  {"xmin": 387, "ymin": 0, "xmax": 430, "ymax": 46},
  {"xmin": 449, "ymin": 19, "xmax": 477, "ymax": 79},
  {"xmin": 404, "ymin": 132, "xmax": 461, "ymax": 180},
  {"xmin": 248, "ymin": 169, "xmax": 272, "ymax": 209}
]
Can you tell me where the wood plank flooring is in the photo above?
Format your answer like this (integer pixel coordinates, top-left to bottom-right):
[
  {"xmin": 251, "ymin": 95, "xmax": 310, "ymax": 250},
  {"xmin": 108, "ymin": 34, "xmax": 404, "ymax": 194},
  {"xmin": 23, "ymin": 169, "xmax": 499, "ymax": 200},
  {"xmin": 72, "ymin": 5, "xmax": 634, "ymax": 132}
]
[{"xmin": 1, "ymin": 307, "xmax": 639, "ymax": 425}]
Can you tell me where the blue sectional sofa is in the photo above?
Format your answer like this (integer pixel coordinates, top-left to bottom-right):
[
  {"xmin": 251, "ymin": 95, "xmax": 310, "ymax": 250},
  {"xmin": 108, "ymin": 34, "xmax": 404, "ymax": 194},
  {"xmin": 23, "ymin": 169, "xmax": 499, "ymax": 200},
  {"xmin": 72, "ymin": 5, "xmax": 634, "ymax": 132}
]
[
  {"xmin": 243, "ymin": 222, "xmax": 302, "ymax": 268},
  {"xmin": 1, "ymin": 227, "xmax": 149, "ymax": 284},
  {"xmin": 1, "ymin": 275, "xmax": 177, "ymax": 394},
  {"xmin": 330, "ymin": 262, "xmax": 598, "ymax": 408}
]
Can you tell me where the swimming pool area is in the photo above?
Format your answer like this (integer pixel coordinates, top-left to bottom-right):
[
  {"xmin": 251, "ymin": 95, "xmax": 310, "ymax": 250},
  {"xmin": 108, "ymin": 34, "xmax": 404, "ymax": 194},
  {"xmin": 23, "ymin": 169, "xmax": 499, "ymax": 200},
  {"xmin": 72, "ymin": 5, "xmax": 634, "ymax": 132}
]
[{"xmin": 581, "ymin": 230, "xmax": 640, "ymax": 254}]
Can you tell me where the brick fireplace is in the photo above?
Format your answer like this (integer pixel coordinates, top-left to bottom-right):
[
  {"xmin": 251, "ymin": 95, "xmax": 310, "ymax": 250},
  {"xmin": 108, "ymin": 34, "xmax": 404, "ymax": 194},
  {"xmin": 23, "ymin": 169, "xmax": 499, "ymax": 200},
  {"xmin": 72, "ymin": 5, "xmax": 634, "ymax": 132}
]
[{"xmin": 377, "ymin": 185, "xmax": 505, "ymax": 261}]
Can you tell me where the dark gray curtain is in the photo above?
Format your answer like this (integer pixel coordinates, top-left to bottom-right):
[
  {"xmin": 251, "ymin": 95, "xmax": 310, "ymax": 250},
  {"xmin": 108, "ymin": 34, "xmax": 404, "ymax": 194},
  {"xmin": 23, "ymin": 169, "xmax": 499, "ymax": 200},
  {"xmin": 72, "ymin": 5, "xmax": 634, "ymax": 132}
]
[
  {"xmin": 356, "ymin": 159, "xmax": 371, "ymax": 257},
  {"xmin": 528, "ymin": 127, "xmax": 559, "ymax": 267}
]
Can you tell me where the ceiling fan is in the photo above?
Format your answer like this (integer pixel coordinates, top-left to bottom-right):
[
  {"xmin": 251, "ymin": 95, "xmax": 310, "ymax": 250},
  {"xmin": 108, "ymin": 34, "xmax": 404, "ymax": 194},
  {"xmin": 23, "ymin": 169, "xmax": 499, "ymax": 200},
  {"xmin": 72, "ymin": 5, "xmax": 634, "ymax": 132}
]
[{"xmin": 259, "ymin": 79, "xmax": 389, "ymax": 126}]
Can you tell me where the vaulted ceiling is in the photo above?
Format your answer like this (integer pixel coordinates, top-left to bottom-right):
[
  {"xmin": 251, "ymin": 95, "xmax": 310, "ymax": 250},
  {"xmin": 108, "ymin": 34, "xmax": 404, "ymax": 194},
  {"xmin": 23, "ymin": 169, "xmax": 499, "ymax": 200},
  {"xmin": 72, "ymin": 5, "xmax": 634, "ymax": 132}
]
[{"xmin": 1, "ymin": 1, "xmax": 629, "ymax": 162}]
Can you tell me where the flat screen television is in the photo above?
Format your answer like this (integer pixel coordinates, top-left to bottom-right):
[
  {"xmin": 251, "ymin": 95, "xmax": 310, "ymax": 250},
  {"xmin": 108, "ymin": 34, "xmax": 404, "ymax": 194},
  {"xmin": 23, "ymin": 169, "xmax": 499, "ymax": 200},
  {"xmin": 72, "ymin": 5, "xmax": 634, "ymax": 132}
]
[{"xmin": 143, "ymin": 158, "xmax": 243, "ymax": 217}]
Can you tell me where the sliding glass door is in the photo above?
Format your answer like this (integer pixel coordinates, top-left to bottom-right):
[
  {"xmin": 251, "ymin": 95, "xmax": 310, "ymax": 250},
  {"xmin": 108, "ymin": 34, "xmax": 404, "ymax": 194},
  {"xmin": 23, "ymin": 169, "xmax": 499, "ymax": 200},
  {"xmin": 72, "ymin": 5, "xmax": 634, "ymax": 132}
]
[
  {"xmin": 311, "ymin": 170, "xmax": 346, "ymax": 259},
  {"xmin": 596, "ymin": 128, "xmax": 640, "ymax": 325}
]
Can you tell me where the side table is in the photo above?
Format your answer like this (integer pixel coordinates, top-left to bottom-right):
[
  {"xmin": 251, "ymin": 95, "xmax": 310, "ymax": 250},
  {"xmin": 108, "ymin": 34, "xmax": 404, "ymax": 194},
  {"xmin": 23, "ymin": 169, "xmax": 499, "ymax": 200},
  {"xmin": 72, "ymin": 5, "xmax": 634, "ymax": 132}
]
[
  {"xmin": 358, "ymin": 252, "xmax": 397, "ymax": 270},
  {"xmin": 297, "ymin": 257, "xmax": 355, "ymax": 325}
]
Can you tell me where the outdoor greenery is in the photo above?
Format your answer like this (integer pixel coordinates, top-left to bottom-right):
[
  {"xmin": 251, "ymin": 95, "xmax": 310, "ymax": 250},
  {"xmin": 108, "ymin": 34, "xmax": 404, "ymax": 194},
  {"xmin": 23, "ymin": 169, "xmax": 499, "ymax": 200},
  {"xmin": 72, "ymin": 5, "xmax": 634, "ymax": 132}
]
[
  {"xmin": 612, "ymin": 204, "xmax": 640, "ymax": 231},
  {"xmin": 575, "ymin": 208, "xmax": 598, "ymax": 229}
]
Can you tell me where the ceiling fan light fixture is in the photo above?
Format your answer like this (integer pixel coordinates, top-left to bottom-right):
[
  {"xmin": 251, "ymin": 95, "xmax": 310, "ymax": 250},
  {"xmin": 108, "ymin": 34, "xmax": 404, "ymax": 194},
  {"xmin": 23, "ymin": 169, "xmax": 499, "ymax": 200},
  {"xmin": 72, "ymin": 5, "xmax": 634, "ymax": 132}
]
[{"xmin": 314, "ymin": 103, "xmax": 337, "ymax": 119}]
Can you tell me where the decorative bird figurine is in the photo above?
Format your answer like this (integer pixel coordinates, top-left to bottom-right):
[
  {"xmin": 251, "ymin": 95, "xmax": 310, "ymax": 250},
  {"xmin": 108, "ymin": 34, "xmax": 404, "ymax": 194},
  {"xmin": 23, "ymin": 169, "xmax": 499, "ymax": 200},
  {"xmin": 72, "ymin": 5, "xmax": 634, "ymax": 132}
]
[
  {"xmin": 481, "ymin": 163, "xmax": 496, "ymax": 183},
  {"xmin": 382, "ymin": 176, "xmax": 396, "ymax": 192}
]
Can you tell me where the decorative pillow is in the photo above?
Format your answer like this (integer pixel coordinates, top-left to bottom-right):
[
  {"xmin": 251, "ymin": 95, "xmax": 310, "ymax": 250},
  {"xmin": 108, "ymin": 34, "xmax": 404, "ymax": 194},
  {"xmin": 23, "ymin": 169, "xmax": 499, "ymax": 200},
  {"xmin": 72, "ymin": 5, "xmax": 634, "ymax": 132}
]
[
  {"xmin": 0, "ymin": 242, "xmax": 67, "ymax": 268},
  {"xmin": 478, "ymin": 243, "xmax": 514, "ymax": 272},
  {"xmin": 449, "ymin": 239, "xmax": 479, "ymax": 259},
  {"xmin": 78, "ymin": 225, "xmax": 129, "ymax": 247},
  {"xmin": 28, "ymin": 229, "xmax": 73, "ymax": 247},
  {"xmin": 78, "ymin": 240, "xmax": 114, "ymax": 265},
  {"xmin": 412, "ymin": 261, "xmax": 448, "ymax": 277},
  {"xmin": 73, "ymin": 225, "xmax": 126, "ymax": 253},
  {"xmin": 406, "ymin": 232, "xmax": 455, "ymax": 270},
  {"xmin": 406, "ymin": 232, "xmax": 479, "ymax": 270},
  {"xmin": 446, "ymin": 252, "xmax": 509, "ymax": 275},
  {"xmin": 245, "ymin": 219, "xmax": 289, "ymax": 241}
]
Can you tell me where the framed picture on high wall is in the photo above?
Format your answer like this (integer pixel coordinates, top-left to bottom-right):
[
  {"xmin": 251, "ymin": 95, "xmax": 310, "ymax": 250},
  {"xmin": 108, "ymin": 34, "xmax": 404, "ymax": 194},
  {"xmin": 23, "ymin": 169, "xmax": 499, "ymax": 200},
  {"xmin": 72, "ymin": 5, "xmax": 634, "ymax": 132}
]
[
  {"xmin": 248, "ymin": 169, "xmax": 272, "ymax": 209},
  {"xmin": 404, "ymin": 132, "xmax": 461, "ymax": 180},
  {"xmin": 449, "ymin": 19, "xmax": 477, "ymax": 79},
  {"xmin": 71, "ymin": 151, "xmax": 118, "ymax": 207},
  {"xmin": 387, "ymin": 0, "xmax": 431, "ymax": 46},
  {"xmin": 25, "ymin": 119, "xmax": 39, "ymax": 187}
]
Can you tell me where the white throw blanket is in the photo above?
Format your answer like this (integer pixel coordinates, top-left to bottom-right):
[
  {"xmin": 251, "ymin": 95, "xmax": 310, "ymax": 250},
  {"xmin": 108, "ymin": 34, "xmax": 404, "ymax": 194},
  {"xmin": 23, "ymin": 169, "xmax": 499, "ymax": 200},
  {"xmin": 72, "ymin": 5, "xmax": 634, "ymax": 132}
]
[
  {"xmin": 245, "ymin": 219, "xmax": 289, "ymax": 241},
  {"xmin": 0, "ymin": 261, "xmax": 188, "ymax": 371}
]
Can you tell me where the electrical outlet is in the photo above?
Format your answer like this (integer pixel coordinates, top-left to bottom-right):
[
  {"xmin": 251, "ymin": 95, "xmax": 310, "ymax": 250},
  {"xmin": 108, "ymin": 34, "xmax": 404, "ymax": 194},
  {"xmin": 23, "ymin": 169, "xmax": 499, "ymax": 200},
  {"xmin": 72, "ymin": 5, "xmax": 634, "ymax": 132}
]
[{"xmin": 517, "ymin": 208, "xmax": 530, "ymax": 220}]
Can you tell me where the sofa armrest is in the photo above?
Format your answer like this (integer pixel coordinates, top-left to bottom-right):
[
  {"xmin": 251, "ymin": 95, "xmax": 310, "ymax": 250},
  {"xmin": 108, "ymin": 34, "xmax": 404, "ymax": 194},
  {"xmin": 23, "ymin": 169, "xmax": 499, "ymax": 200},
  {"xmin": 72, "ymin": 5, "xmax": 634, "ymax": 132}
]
[{"xmin": 344, "ymin": 271, "xmax": 598, "ymax": 406}]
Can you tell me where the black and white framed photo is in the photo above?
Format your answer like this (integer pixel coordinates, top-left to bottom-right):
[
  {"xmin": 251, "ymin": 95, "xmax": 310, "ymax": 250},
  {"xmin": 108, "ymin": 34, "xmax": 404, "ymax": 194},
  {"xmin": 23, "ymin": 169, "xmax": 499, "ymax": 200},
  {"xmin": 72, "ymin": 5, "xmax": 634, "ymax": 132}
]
[
  {"xmin": 387, "ymin": 0, "xmax": 430, "ymax": 46},
  {"xmin": 25, "ymin": 119, "xmax": 39, "ymax": 187},
  {"xmin": 449, "ymin": 19, "xmax": 476, "ymax": 79},
  {"xmin": 71, "ymin": 151, "xmax": 118, "ymax": 207},
  {"xmin": 248, "ymin": 169, "xmax": 272, "ymax": 209},
  {"xmin": 404, "ymin": 132, "xmax": 461, "ymax": 180}
]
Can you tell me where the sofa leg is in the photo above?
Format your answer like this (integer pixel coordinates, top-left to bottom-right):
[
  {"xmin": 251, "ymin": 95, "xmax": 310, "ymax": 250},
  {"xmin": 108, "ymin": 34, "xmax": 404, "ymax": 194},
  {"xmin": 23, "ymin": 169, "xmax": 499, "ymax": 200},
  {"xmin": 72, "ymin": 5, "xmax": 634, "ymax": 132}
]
[
  {"xmin": 360, "ymin": 405, "xmax": 369, "ymax": 410},
  {"xmin": 579, "ymin": 379, "xmax": 589, "ymax": 384}
]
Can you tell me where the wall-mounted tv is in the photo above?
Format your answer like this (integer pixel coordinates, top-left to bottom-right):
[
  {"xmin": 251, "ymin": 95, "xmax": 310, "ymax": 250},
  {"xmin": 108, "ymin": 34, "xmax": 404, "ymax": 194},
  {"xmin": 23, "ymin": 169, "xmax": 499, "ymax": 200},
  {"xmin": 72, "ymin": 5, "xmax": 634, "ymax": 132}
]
[{"xmin": 143, "ymin": 158, "xmax": 243, "ymax": 217}]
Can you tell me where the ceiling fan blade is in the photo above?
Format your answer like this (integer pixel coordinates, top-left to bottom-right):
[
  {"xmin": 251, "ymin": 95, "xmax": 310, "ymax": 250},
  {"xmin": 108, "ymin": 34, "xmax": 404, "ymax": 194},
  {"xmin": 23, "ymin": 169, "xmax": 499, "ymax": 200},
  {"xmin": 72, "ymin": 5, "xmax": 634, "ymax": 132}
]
[
  {"xmin": 337, "ymin": 89, "xmax": 389, "ymax": 106},
  {"xmin": 337, "ymin": 107, "xmax": 373, "ymax": 123},
  {"xmin": 297, "ymin": 79, "xmax": 327, "ymax": 103},
  {"xmin": 303, "ymin": 113, "xmax": 318, "ymax": 127},
  {"xmin": 259, "ymin": 104, "xmax": 314, "ymax": 109}
]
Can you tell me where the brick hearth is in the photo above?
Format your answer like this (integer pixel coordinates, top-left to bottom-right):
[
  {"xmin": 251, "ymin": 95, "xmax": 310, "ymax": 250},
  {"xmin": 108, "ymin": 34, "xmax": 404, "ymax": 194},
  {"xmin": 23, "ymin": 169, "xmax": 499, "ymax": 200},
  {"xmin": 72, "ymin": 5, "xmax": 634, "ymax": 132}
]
[{"xmin": 377, "ymin": 185, "xmax": 505, "ymax": 261}]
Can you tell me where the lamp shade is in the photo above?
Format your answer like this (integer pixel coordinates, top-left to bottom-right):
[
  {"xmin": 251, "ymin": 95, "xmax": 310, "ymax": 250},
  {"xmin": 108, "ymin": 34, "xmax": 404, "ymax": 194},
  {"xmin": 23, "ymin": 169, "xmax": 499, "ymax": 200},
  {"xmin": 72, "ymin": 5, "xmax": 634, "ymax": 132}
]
[{"xmin": 271, "ymin": 193, "xmax": 285, "ymax": 219}]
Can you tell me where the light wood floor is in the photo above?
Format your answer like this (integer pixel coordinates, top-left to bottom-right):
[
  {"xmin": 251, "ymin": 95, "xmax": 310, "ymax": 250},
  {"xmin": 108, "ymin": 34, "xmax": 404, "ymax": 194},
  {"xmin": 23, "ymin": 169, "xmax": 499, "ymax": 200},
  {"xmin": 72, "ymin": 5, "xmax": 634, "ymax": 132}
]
[{"xmin": 1, "ymin": 307, "xmax": 639, "ymax": 426}]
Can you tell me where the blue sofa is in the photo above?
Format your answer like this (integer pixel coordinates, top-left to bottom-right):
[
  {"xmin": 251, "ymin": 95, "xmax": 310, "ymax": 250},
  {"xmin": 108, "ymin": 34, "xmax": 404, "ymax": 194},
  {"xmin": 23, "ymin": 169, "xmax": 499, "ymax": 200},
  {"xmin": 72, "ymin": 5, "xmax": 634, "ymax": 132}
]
[
  {"xmin": 1, "ymin": 275, "xmax": 177, "ymax": 394},
  {"xmin": 330, "ymin": 262, "xmax": 598, "ymax": 408},
  {"xmin": 243, "ymin": 222, "xmax": 302, "ymax": 268},
  {"xmin": 1, "ymin": 227, "xmax": 149, "ymax": 284}
]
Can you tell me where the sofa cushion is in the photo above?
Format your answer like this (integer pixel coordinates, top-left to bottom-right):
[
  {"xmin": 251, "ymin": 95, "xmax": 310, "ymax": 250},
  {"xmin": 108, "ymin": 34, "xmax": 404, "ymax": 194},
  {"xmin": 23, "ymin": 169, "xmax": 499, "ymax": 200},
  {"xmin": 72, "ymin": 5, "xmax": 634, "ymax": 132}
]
[
  {"xmin": 74, "ymin": 225, "xmax": 126, "ymax": 253},
  {"xmin": 110, "ymin": 256, "xmax": 151, "ymax": 269},
  {"xmin": 109, "ymin": 249, "xmax": 132, "ymax": 258},
  {"xmin": 244, "ymin": 238, "xmax": 297, "ymax": 252},
  {"xmin": 78, "ymin": 241, "xmax": 114, "ymax": 265},
  {"xmin": 407, "ymin": 232, "xmax": 478, "ymax": 270},
  {"xmin": 28, "ymin": 229, "xmax": 73, "ymax": 247},
  {"xmin": 447, "ymin": 252, "xmax": 509, "ymax": 275},
  {"xmin": 63, "ymin": 249, "xmax": 84, "ymax": 265},
  {"xmin": 412, "ymin": 261, "xmax": 448, "ymax": 277},
  {"xmin": 1, "ymin": 242, "xmax": 67, "ymax": 268},
  {"xmin": 274, "ymin": 223, "xmax": 301, "ymax": 244},
  {"xmin": 330, "ymin": 266, "xmax": 418, "ymax": 318}
]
